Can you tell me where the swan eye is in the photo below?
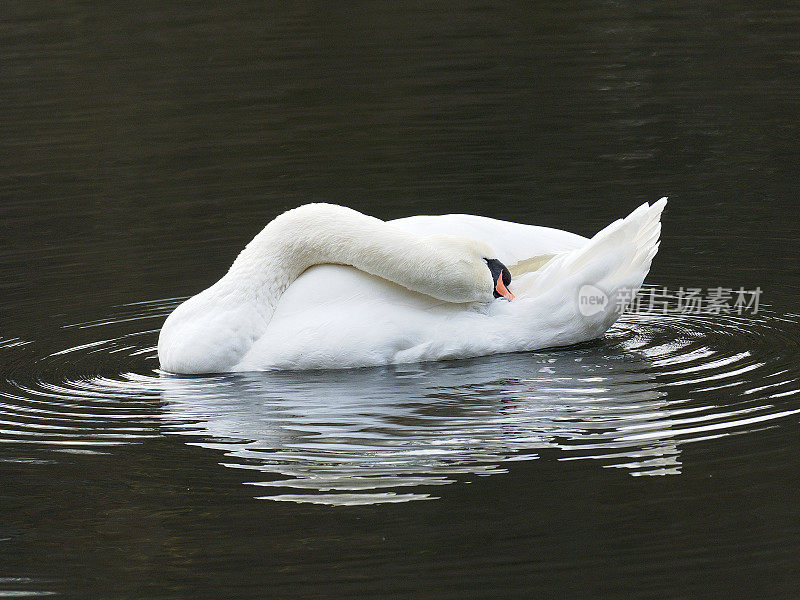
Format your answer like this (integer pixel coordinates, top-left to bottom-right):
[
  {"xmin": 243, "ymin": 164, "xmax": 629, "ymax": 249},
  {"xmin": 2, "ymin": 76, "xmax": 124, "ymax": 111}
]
[{"xmin": 484, "ymin": 258, "xmax": 513, "ymax": 300}]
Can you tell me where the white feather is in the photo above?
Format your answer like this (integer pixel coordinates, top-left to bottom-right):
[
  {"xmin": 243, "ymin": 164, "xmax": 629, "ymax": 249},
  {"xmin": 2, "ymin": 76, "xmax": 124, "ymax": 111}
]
[{"xmin": 158, "ymin": 199, "xmax": 667, "ymax": 373}]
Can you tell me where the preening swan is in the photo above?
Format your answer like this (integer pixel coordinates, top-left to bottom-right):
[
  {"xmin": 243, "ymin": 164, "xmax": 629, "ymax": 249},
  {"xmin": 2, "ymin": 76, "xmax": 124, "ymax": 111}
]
[{"xmin": 158, "ymin": 199, "xmax": 667, "ymax": 374}]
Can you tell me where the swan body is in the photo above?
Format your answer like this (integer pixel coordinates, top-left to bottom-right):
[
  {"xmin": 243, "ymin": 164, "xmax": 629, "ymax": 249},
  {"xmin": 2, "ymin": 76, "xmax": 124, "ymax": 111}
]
[{"xmin": 158, "ymin": 199, "xmax": 667, "ymax": 373}]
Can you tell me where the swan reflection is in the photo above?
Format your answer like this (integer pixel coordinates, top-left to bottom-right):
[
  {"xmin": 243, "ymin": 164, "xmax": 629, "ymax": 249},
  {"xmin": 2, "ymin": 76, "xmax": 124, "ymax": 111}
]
[{"xmin": 157, "ymin": 348, "xmax": 678, "ymax": 505}]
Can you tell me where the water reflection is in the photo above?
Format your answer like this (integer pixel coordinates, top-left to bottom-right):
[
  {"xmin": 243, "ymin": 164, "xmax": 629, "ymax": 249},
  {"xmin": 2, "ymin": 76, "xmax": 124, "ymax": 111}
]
[
  {"xmin": 4, "ymin": 294, "xmax": 800, "ymax": 506},
  {"xmin": 157, "ymin": 348, "xmax": 676, "ymax": 505}
]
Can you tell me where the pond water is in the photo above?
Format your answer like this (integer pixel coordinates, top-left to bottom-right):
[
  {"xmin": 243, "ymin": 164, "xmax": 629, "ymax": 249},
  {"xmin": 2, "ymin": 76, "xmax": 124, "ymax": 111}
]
[{"xmin": 2, "ymin": 2, "xmax": 800, "ymax": 598}]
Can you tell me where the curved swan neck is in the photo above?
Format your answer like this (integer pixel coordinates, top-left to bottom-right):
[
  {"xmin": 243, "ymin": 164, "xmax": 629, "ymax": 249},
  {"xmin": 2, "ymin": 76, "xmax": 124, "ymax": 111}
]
[{"xmin": 225, "ymin": 203, "xmax": 495, "ymax": 308}]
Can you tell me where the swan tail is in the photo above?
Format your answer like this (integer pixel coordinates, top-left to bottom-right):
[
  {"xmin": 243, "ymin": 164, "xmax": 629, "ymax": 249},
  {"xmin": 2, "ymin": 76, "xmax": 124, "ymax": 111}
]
[{"xmin": 518, "ymin": 197, "xmax": 667, "ymax": 339}]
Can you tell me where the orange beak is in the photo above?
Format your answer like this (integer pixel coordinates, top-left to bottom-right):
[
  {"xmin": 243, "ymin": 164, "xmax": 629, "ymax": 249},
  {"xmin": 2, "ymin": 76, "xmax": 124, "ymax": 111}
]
[{"xmin": 495, "ymin": 275, "xmax": 515, "ymax": 301}]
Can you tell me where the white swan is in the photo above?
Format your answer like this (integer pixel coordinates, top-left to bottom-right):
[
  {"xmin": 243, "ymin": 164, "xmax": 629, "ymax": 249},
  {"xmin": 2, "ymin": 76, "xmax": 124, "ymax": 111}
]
[{"xmin": 158, "ymin": 199, "xmax": 667, "ymax": 374}]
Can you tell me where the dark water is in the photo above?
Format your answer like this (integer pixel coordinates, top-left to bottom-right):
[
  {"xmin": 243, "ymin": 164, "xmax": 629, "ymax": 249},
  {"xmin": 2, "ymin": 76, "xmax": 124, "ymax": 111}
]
[{"xmin": 3, "ymin": 2, "xmax": 800, "ymax": 598}]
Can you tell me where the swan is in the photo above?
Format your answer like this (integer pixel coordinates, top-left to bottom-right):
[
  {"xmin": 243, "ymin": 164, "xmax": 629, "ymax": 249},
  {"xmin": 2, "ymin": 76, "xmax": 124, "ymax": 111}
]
[{"xmin": 158, "ymin": 199, "xmax": 667, "ymax": 374}]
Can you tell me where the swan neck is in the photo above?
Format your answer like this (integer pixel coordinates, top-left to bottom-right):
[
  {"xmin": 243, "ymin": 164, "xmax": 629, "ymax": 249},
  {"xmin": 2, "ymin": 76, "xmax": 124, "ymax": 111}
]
[{"xmin": 225, "ymin": 203, "xmax": 493, "ymax": 310}]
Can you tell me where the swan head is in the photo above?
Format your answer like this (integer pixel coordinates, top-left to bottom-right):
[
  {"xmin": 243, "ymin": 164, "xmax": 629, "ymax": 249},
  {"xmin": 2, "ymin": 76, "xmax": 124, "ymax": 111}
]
[
  {"xmin": 484, "ymin": 258, "xmax": 514, "ymax": 301},
  {"xmin": 418, "ymin": 234, "xmax": 514, "ymax": 303}
]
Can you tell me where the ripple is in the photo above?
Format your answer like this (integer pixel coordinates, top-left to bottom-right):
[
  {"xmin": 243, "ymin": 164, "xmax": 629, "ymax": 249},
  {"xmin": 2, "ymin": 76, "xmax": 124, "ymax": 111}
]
[{"xmin": 1, "ymin": 288, "xmax": 800, "ymax": 504}]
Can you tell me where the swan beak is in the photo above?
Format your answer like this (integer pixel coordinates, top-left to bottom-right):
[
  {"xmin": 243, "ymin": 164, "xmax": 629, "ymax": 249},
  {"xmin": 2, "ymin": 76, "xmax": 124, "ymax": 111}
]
[{"xmin": 495, "ymin": 276, "xmax": 515, "ymax": 301}]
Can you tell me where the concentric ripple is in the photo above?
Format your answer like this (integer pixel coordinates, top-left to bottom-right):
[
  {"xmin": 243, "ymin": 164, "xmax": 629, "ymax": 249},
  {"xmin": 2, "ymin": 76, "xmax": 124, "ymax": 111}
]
[{"xmin": 2, "ymin": 287, "xmax": 799, "ymax": 505}]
